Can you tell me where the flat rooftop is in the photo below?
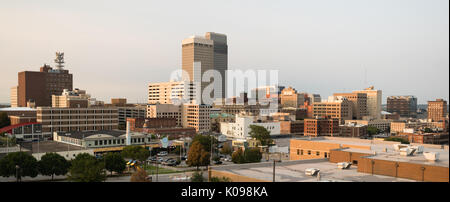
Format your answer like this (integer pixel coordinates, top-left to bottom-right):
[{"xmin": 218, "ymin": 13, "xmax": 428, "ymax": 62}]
[
  {"xmin": 213, "ymin": 159, "xmax": 416, "ymax": 182},
  {"xmin": 21, "ymin": 141, "xmax": 84, "ymax": 153},
  {"xmin": 291, "ymin": 137, "xmax": 449, "ymax": 167}
]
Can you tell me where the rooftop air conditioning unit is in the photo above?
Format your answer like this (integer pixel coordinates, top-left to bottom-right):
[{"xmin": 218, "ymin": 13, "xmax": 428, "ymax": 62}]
[
  {"xmin": 423, "ymin": 152, "xmax": 439, "ymax": 161},
  {"xmin": 393, "ymin": 144, "xmax": 409, "ymax": 152},
  {"xmin": 399, "ymin": 147, "xmax": 416, "ymax": 156},
  {"xmin": 337, "ymin": 162, "xmax": 352, "ymax": 169},
  {"xmin": 410, "ymin": 145, "xmax": 424, "ymax": 154},
  {"xmin": 305, "ymin": 168, "xmax": 320, "ymax": 176}
]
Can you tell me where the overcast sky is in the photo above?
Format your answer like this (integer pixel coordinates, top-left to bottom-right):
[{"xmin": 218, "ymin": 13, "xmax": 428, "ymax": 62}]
[{"xmin": 0, "ymin": 0, "xmax": 448, "ymax": 104}]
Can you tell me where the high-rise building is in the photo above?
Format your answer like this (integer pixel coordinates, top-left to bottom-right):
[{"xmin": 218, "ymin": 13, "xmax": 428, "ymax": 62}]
[
  {"xmin": 386, "ymin": 96, "xmax": 418, "ymax": 117},
  {"xmin": 333, "ymin": 92, "xmax": 368, "ymax": 119},
  {"xmin": 353, "ymin": 86, "xmax": 382, "ymax": 119},
  {"xmin": 205, "ymin": 32, "xmax": 228, "ymax": 99},
  {"xmin": 182, "ymin": 104, "xmax": 212, "ymax": 133},
  {"xmin": 312, "ymin": 96, "xmax": 353, "ymax": 124},
  {"xmin": 428, "ymin": 99, "xmax": 448, "ymax": 122},
  {"xmin": 17, "ymin": 53, "xmax": 73, "ymax": 107}
]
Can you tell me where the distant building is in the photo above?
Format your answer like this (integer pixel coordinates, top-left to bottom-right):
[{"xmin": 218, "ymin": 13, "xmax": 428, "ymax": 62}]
[
  {"xmin": 280, "ymin": 87, "xmax": 305, "ymax": 108},
  {"xmin": 304, "ymin": 117, "xmax": 339, "ymax": 137},
  {"xmin": 220, "ymin": 114, "xmax": 281, "ymax": 139},
  {"xmin": 333, "ymin": 92, "xmax": 368, "ymax": 119},
  {"xmin": 182, "ymin": 104, "xmax": 211, "ymax": 133},
  {"xmin": 353, "ymin": 86, "xmax": 382, "ymax": 119},
  {"xmin": 312, "ymin": 96, "xmax": 353, "ymax": 124},
  {"xmin": 147, "ymin": 104, "xmax": 183, "ymax": 126},
  {"xmin": 147, "ymin": 81, "xmax": 197, "ymax": 105},
  {"xmin": 52, "ymin": 89, "xmax": 103, "ymax": 108},
  {"xmin": 387, "ymin": 96, "xmax": 418, "ymax": 118},
  {"xmin": 111, "ymin": 98, "xmax": 127, "ymax": 106},
  {"xmin": 16, "ymin": 53, "xmax": 73, "ymax": 107},
  {"xmin": 428, "ymin": 99, "xmax": 447, "ymax": 122},
  {"xmin": 10, "ymin": 86, "xmax": 18, "ymax": 108},
  {"xmin": 339, "ymin": 123, "xmax": 368, "ymax": 137},
  {"xmin": 345, "ymin": 119, "xmax": 392, "ymax": 133}
]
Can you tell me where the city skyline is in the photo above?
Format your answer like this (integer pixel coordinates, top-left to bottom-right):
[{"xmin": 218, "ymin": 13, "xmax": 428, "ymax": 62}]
[{"xmin": 1, "ymin": 0, "xmax": 448, "ymax": 104}]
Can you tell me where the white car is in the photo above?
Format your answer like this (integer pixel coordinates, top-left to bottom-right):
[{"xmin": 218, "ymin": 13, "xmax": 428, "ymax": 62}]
[{"xmin": 157, "ymin": 151, "xmax": 168, "ymax": 156}]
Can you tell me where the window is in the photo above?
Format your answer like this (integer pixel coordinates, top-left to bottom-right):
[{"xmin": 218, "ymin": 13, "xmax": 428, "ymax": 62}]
[
  {"xmin": 297, "ymin": 149, "xmax": 300, "ymax": 155},
  {"xmin": 316, "ymin": 151, "xmax": 320, "ymax": 156},
  {"xmin": 352, "ymin": 160, "xmax": 358, "ymax": 165},
  {"xmin": 307, "ymin": 150, "xmax": 311, "ymax": 155},
  {"xmin": 324, "ymin": 152, "xmax": 328, "ymax": 158},
  {"xmin": 95, "ymin": 140, "xmax": 98, "ymax": 146},
  {"xmin": 301, "ymin": 150, "xmax": 303, "ymax": 155}
]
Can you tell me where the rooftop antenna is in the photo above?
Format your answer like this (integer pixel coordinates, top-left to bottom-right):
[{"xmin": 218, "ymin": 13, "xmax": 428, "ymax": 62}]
[{"xmin": 55, "ymin": 52, "xmax": 65, "ymax": 70}]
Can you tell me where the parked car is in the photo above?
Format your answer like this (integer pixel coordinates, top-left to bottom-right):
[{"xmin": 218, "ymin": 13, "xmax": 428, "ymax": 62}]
[
  {"xmin": 214, "ymin": 160, "xmax": 223, "ymax": 165},
  {"xmin": 166, "ymin": 159, "xmax": 178, "ymax": 166},
  {"xmin": 158, "ymin": 151, "xmax": 168, "ymax": 156}
]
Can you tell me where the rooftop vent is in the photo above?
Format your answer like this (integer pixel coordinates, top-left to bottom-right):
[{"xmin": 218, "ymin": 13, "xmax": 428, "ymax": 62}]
[
  {"xmin": 423, "ymin": 152, "xmax": 440, "ymax": 161},
  {"xmin": 410, "ymin": 145, "xmax": 424, "ymax": 154},
  {"xmin": 337, "ymin": 162, "xmax": 352, "ymax": 169},
  {"xmin": 400, "ymin": 148, "xmax": 416, "ymax": 156},
  {"xmin": 393, "ymin": 144, "xmax": 410, "ymax": 152},
  {"xmin": 305, "ymin": 168, "xmax": 320, "ymax": 176}
]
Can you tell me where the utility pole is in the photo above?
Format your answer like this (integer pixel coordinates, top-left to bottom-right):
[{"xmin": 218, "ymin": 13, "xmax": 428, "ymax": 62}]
[{"xmin": 272, "ymin": 160, "xmax": 276, "ymax": 182}]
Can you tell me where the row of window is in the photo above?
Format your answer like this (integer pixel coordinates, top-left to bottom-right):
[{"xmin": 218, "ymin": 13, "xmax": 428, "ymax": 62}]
[{"xmin": 296, "ymin": 149, "xmax": 328, "ymax": 158}]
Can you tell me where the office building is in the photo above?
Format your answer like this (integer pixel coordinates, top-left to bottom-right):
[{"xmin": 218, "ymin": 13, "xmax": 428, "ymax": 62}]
[
  {"xmin": 280, "ymin": 87, "xmax": 306, "ymax": 108},
  {"xmin": 304, "ymin": 117, "xmax": 339, "ymax": 137},
  {"xmin": 345, "ymin": 119, "xmax": 392, "ymax": 133},
  {"xmin": 148, "ymin": 81, "xmax": 196, "ymax": 104},
  {"xmin": 339, "ymin": 123, "xmax": 368, "ymax": 137},
  {"xmin": 333, "ymin": 92, "xmax": 368, "ymax": 119},
  {"xmin": 10, "ymin": 86, "xmax": 18, "ymax": 108},
  {"xmin": 147, "ymin": 103, "xmax": 183, "ymax": 126},
  {"xmin": 205, "ymin": 32, "xmax": 228, "ymax": 99},
  {"xmin": 428, "ymin": 99, "xmax": 448, "ymax": 122},
  {"xmin": 17, "ymin": 53, "xmax": 73, "ymax": 107},
  {"xmin": 182, "ymin": 104, "xmax": 212, "ymax": 133},
  {"xmin": 220, "ymin": 114, "xmax": 281, "ymax": 139},
  {"xmin": 312, "ymin": 96, "xmax": 353, "ymax": 124},
  {"xmin": 353, "ymin": 86, "xmax": 382, "ymax": 119},
  {"xmin": 387, "ymin": 96, "xmax": 418, "ymax": 117}
]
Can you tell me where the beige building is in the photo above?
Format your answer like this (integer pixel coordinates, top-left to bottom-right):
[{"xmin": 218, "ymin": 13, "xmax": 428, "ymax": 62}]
[
  {"xmin": 147, "ymin": 103, "xmax": 183, "ymax": 126},
  {"xmin": 52, "ymin": 88, "xmax": 103, "ymax": 108},
  {"xmin": 353, "ymin": 86, "xmax": 382, "ymax": 119},
  {"xmin": 345, "ymin": 119, "xmax": 392, "ymax": 132},
  {"xmin": 333, "ymin": 92, "xmax": 368, "ymax": 120},
  {"xmin": 312, "ymin": 96, "xmax": 353, "ymax": 124},
  {"xmin": 280, "ymin": 87, "xmax": 305, "ymax": 108},
  {"xmin": 10, "ymin": 86, "xmax": 18, "ymax": 108},
  {"xmin": 182, "ymin": 104, "xmax": 211, "ymax": 133},
  {"xmin": 148, "ymin": 81, "xmax": 196, "ymax": 105},
  {"xmin": 36, "ymin": 107, "xmax": 119, "ymax": 136}
]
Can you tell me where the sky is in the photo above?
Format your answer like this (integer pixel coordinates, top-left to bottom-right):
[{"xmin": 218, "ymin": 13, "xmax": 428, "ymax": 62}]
[{"xmin": 0, "ymin": 0, "xmax": 448, "ymax": 104}]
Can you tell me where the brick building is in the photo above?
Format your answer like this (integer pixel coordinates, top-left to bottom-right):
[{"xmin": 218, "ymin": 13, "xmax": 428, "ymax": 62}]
[
  {"xmin": 304, "ymin": 118, "xmax": 339, "ymax": 137},
  {"xmin": 333, "ymin": 92, "xmax": 368, "ymax": 120},
  {"xmin": 387, "ymin": 96, "xmax": 418, "ymax": 118},
  {"xmin": 428, "ymin": 99, "xmax": 448, "ymax": 122}
]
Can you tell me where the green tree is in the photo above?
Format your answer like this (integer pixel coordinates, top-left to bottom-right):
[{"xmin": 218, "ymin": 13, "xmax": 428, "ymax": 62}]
[
  {"xmin": 248, "ymin": 125, "xmax": 273, "ymax": 146},
  {"xmin": 192, "ymin": 134, "xmax": 218, "ymax": 153},
  {"xmin": 0, "ymin": 152, "xmax": 38, "ymax": 181},
  {"xmin": 191, "ymin": 171, "xmax": 205, "ymax": 182},
  {"xmin": 424, "ymin": 128, "xmax": 433, "ymax": 133},
  {"xmin": 67, "ymin": 153, "xmax": 106, "ymax": 182},
  {"xmin": 232, "ymin": 148, "xmax": 245, "ymax": 164},
  {"xmin": 385, "ymin": 137, "xmax": 410, "ymax": 144},
  {"xmin": 104, "ymin": 152, "xmax": 126, "ymax": 176},
  {"xmin": 210, "ymin": 176, "xmax": 232, "ymax": 182},
  {"xmin": 186, "ymin": 141, "xmax": 210, "ymax": 170},
  {"xmin": 130, "ymin": 167, "xmax": 150, "ymax": 182},
  {"xmin": 367, "ymin": 126, "xmax": 380, "ymax": 136},
  {"xmin": 244, "ymin": 148, "xmax": 262, "ymax": 163},
  {"xmin": 38, "ymin": 153, "xmax": 70, "ymax": 181},
  {"xmin": 220, "ymin": 143, "xmax": 233, "ymax": 156},
  {"xmin": 122, "ymin": 145, "xmax": 150, "ymax": 162},
  {"xmin": 0, "ymin": 112, "xmax": 10, "ymax": 128}
]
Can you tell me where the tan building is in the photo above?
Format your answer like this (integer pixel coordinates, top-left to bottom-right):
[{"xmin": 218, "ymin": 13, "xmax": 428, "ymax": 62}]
[
  {"xmin": 182, "ymin": 104, "xmax": 211, "ymax": 133},
  {"xmin": 111, "ymin": 98, "xmax": 127, "ymax": 106},
  {"xmin": 280, "ymin": 87, "xmax": 305, "ymax": 108},
  {"xmin": 10, "ymin": 86, "xmax": 18, "ymax": 108},
  {"xmin": 333, "ymin": 92, "xmax": 368, "ymax": 119},
  {"xmin": 339, "ymin": 123, "xmax": 368, "ymax": 138},
  {"xmin": 428, "ymin": 99, "xmax": 447, "ymax": 122},
  {"xmin": 148, "ymin": 81, "xmax": 197, "ymax": 105},
  {"xmin": 36, "ymin": 107, "xmax": 119, "ymax": 136},
  {"xmin": 147, "ymin": 103, "xmax": 183, "ymax": 126},
  {"xmin": 353, "ymin": 86, "xmax": 382, "ymax": 119},
  {"xmin": 345, "ymin": 119, "xmax": 392, "ymax": 133},
  {"xmin": 312, "ymin": 96, "xmax": 353, "ymax": 124}
]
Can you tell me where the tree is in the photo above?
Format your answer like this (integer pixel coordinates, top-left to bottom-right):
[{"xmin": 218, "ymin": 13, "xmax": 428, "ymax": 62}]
[
  {"xmin": 232, "ymin": 148, "xmax": 245, "ymax": 164},
  {"xmin": 244, "ymin": 148, "xmax": 262, "ymax": 163},
  {"xmin": 192, "ymin": 134, "xmax": 218, "ymax": 153},
  {"xmin": 220, "ymin": 143, "xmax": 233, "ymax": 156},
  {"xmin": 210, "ymin": 176, "xmax": 232, "ymax": 182},
  {"xmin": 191, "ymin": 171, "xmax": 205, "ymax": 182},
  {"xmin": 248, "ymin": 125, "xmax": 273, "ymax": 146},
  {"xmin": 67, "ymin": 153, "xmax": 106, "ymax": 182},
  {"xmin": 104, "ymin": 152, "xmax": 126, "ymax": 176},
  {"xmin": 130, "ymin": 167, "xmax": 150, "ymax": 182},
  {"xmin": 385, "ymin": 137, "xmax": 410, "ymax": 144},
  {"xmin": 0, "ymin": 112, "xmax": 10, "ymax": 128},
  {"xmin": 424, "ymin": 128, "xmax": 433, "ymax": 133},
  {"xmin": 38, "ymin": 153, "xmax": 70, "ymax": 181},
  {"xmin": 186, "ymin": 141, "xmax": 210, "ymax": 170},
  {"xmin": 122, "ymin": 145, "xmax": 150, "ymax": 162},
  {"xmin": 0, "ymin": 152, "xmax": 38, "ymax": 181},
  {"xmin": 367, "ymin": 126, "xmax": 380, "ymax": 136}
]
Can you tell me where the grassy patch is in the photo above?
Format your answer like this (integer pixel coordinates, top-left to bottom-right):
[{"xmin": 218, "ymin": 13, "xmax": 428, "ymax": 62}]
[{"xmin": 145, "ymin": 165, "xmax": 183, "ymax": 175}]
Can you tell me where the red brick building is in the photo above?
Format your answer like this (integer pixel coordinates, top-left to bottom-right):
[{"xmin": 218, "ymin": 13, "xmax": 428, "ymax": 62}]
[{"xmin": 304, "ymin": 117, "xmax": 339, "ymax": 137}]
